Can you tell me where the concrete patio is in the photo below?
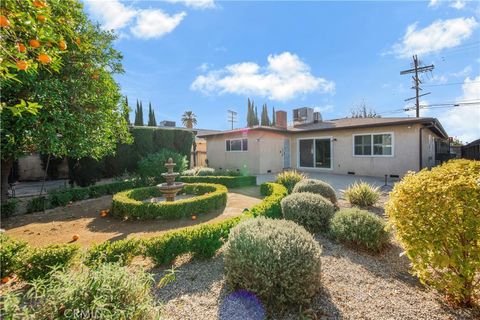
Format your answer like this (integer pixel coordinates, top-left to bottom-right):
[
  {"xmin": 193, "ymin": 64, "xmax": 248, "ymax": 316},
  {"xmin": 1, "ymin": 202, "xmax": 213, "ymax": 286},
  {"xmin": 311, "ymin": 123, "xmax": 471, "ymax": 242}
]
[{"xmin": 256, "ymin": 171, "xmax": 394, "ymax": 194}]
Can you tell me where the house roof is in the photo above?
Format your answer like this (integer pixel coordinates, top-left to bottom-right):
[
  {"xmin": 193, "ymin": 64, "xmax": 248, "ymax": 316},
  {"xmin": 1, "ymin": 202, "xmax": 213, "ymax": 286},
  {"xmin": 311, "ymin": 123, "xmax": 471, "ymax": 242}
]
[{"xmin": 198, "ymin": 117, "xmax": 449, "ymax": 139}]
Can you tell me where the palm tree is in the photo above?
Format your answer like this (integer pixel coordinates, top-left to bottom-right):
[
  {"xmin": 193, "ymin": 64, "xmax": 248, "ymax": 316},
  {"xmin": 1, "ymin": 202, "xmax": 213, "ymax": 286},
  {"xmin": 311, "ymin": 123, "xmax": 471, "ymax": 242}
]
[{"xmin": 181, "ymin": 111, "xmax": 197, "ymax": 129}]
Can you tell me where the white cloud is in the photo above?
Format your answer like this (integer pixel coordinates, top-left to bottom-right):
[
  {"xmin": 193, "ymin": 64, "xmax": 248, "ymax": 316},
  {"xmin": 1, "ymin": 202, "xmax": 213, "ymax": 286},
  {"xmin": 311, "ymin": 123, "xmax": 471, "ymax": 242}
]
[
  {"xmin": 84, "ymin": 0, "xmax": 185, "ymax": 39},
  {"xmin": 450, "ymin": 0, "xmax": 466, "ymax": 10},
  {"xmin": 84, "ymin": 0, "xmax": 136, "ymax": 30},
  {"xmin": 191, "ymin": 52, "xmax": 335, "ymax": 101},
  {"xmin": 197, "ymin": 62, "xmax": 212, "ymax": 72},
  {"xmin": 392, "ymin": 17, "xmax": 478, "ymax": 58},
  {"xmin": 166, "ymin": 0, "xmax": 215, "ymax": 9},
  {"xmin": 404, "ymin": 100, "xmax": 430, "ymax": 117},
  {"xmin": 428, "ymin": 0, "xmax": 440, "ymax": 7},
  {"xmin": 131, "ymin": 10, "xmax": 186, "ymax": 39},
  {"xmin": 438, "ymin": 76, "xmax": 480, "ymax": 143},
  {"xmin": 450, "ymin": 65, "xmax": 472, "ymax": 78},
  {"xmin": 314, "ymin": 105, "xmax": 334, "ymax": 113}
]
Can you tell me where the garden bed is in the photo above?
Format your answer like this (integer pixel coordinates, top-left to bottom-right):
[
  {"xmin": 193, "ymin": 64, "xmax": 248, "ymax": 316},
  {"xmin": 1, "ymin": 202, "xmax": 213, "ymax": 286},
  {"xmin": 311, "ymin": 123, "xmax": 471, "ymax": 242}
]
[{"xmin": 111, "ymin": 183, "xmax": 228, "ymax": 220}]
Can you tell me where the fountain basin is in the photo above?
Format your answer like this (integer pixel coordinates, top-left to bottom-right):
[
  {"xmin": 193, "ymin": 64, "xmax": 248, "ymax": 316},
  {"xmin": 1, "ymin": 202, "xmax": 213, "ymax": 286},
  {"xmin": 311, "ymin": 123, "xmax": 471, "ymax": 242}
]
[{"xmin": 157, "ymin": 181, "xmax": 185, "ymax": 202}]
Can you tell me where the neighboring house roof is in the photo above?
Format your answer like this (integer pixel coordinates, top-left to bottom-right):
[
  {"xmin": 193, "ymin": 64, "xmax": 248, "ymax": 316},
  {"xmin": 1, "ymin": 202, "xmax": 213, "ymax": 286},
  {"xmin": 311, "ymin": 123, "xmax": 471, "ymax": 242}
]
[
  {"xmin": 198, "ymin": 117, "xmax": 449, "ymax": 139},
  {"xmin": 464, "ymin": 138, "xmax": 480, "ymax": 147}
]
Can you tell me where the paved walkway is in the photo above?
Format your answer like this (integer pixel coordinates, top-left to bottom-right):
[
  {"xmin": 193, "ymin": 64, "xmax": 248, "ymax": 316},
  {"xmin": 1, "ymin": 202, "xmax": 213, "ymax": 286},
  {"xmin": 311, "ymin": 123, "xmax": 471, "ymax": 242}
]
[{"xmin": 256, "ymin": 171, "xmax": 391, "ymax": 193}]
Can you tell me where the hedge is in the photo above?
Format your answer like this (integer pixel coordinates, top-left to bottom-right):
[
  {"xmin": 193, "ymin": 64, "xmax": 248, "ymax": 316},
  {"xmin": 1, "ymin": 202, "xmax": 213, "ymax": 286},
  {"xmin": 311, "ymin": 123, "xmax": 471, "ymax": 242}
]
[
  {"xmin": 27, "ymin": 179, "xmax": 145, "ymax": 213},
  {"xmin": 1, "ymin": 183, "xmax": 288, "ymax": 275},
  {"xmin": 143, "ymin": 182, "xmax": 286, "ymax": 265},
  {"xmin": 111, "ymin": 183, "xmax": 228, "ymax": 220},
  {"xmin": 179, "ymin": 176, "xmax": 257, "ymax": 188}
]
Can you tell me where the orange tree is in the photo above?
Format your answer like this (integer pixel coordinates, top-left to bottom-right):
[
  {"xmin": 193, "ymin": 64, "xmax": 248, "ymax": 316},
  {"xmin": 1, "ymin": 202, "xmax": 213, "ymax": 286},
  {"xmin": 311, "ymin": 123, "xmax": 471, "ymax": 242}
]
[{"xmin": 0, "ymin": 0, "xmax": 131, "ymax": 202}]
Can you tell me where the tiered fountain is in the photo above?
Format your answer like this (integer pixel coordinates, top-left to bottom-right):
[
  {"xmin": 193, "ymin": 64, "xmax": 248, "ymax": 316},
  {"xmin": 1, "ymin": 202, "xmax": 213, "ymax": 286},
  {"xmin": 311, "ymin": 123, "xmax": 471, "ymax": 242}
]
[{"xmin": 157, "ymin": 158, "xmax": 185, "ymax": 202}]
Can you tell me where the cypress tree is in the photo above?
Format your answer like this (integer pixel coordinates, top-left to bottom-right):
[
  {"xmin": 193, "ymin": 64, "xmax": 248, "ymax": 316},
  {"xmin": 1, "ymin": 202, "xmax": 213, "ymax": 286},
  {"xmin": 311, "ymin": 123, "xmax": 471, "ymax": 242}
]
[
  {"xmin": 148, "ymin": 102, "xmax": 157, "ymax": 126},
  {"xmin": 254, "ymin": 104, "xmax": 259, "ymax": 126},
  {"xmin": 261, "ymin": 104, "xmax": 267, "ymax": 126},
  {"xmin": 246, "ymin": 98, "xmax": 253, "ymax": 127},
  {"xmin": 134, "ymin": 99, "xmax": 141, "ymax": 126},
  {"xmin": 139, "ymin": 101, "xmax": 144, "ymax": 126},
  {"xmin": 272, "ymin": 107, "xmax": 276, "ymax": 126},
  {"xmin": 124, "ymin": 96, "xmax": 130, "ymax": 125}
]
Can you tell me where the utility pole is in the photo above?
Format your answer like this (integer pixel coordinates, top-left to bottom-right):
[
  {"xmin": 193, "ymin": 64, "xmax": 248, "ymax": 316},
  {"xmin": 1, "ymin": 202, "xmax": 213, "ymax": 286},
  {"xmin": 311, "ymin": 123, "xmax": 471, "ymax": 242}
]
[
  {"xmin": 227, "ymin": 109, "xmax": 237, "ymax": 130},
  {"xmin": 400, "ymin": 55, "xmax": 434, "ymax": 117}
]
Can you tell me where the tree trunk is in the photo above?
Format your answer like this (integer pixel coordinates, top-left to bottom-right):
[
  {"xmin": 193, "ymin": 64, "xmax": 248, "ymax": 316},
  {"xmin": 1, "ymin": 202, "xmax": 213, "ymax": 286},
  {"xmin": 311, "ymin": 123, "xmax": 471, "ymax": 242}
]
[{"xmin": 1, "ymin": 157, "xmax": 13, "ymax": 204}]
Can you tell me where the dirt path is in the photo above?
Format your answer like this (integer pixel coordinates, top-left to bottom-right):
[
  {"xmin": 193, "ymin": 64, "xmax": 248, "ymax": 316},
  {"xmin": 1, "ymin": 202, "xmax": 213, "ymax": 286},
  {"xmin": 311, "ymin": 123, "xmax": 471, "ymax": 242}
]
[{"xmin": 2, "ymin": 186, "xmax": 262, "ymax": 248}]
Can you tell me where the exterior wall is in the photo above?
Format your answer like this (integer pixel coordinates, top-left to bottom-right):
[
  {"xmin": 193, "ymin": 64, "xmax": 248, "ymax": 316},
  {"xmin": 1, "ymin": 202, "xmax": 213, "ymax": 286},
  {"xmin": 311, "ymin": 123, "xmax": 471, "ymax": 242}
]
[
  {"xmin": 290, "ymin": 124, "xmax": 423, "ymax": 178},
  {"xmin": 17, "ymin": 153, "xmax": 69, "ymax": 181},
  {"xmin": 205, "ymin": 130, "xmax": 286, "ymax": 174},
  {"xmin": 421, "ymin": 128, "xmax": 437, "ymax": 169}
]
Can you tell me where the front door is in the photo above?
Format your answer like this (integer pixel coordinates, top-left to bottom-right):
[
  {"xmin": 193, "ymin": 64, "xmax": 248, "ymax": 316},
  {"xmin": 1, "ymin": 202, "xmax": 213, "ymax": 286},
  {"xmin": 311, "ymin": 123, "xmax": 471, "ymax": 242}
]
[{"xmin": 283, "ymin": 138, "xmax": 291, "ymax": 169}]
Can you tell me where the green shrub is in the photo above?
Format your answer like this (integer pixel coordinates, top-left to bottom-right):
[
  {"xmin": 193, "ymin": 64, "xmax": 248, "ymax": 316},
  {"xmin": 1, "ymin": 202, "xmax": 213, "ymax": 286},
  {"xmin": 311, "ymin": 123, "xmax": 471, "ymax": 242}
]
[
  {"xmin": 111, "ymin": 183, "xmax": 227, "ymax": 220},
  {"xmin": 0, "ymin": 233, "xmax": 28, "ymax": 277},
  {"xmin": 1, "ymin": 198, "xmax": 18, "ymax": 218},
  {"xmin": 275, "ymin": 170, "xmax": 307, "ymax": 193},
  {"xmin": 48, "ymin": 191, "xmax": 73, "ymax": 207},
  {"xmin": 293, "ymin": 178, "xmax": 337, "ymax": 204},
  {"xmin": 138, "ymin": 149, "xmax": 187, "ymax": 179},
  {"xmin": 26, "ymin": 196, "xmax": 51, "ymax": 213},
  {"xmin": 5, "ymin": 263, "xmax": 159, "ymax": 320},
  {"xmin": 330, "ymin": 208, "xmax": 389, "ymax": 252},
  {"xmin": 344, "ymin": 181, "xmax": 380, "ymax": 207},
  {"xmin": 144, "ymin": 217, "xmax": 242, "ymax": 266},
  {"xmin": 224, "ymin": 217, "xmax": 322, "ymax": 310},
  {"xmin": 386, "ymin": 159, "xmax": 480, "ymax": 306},
  {"xmin": 85, "ymin": 238, "xmax": 143, "ymax": 267},
  {"xmin": 179, "ymin": 175, "xmax": 256, "ymax": 188},
  {"xmin": 17, "ymin": 244, "xmax": 80, "ymax": 281},
  {"xmin": 281, "ymin": 192, "xmax": 335, "ymax": 233},
  {"xmin": 249, "ymin": 182, "xmax": 288, "ymax": 218},
  {"xmin": 182, "ymin": 167, "xmax": 215, "ymax": 176}
]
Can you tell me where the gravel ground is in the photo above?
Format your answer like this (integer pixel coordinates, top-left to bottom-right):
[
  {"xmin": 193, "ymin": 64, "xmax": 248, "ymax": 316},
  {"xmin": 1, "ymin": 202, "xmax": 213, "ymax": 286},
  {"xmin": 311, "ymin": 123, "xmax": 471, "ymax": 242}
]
[{"xmin": 154, "ymin": 236, "xmax": 479, "ymax": 320}]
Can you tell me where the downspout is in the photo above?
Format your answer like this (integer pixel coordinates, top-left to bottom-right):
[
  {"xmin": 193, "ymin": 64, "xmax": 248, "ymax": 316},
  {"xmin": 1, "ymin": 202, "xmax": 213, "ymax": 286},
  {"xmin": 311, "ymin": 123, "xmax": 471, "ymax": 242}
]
[{"xmin": 419, "ymin": 124, "xmax": 434, "ymax": 171}]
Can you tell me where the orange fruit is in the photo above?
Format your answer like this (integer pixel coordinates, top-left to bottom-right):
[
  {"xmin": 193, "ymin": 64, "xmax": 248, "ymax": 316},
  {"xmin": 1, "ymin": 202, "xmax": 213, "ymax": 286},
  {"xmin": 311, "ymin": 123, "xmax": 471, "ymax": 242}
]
[
  {"xmin": 100, "ymin": 210, "xmax": 108, "ymax": 217},
  {"xmin": 191, "ymin": 215, "xmax": 197, "ymax": 220},
  {"xmin": 33, "ymin": 0, "xmax": 47, "ymax": 8},
  {"xmin": 29, "ymin": 39, "xmax": 40, "ymax": 48},
  {"xmin": 91, "ymin": 71, "xmax": 99, "ymax": 80},
  {"xmin": 0, "ymin": 15, "xmax": 10, "ymax": 28},
  {"xmin": 16, "ymin": 60, "xmax": 28, "ymax": 71},
  {"xmin": 72, "ymin": 234, "xmax": 79, "ymax": 241},
  {"xmin": 1, "ymin": 276, "xmax": 10, "ymax": 284},
  {"xmin": 37, "ymin": 53, "xmax": 52, "ymax": 64},
  {"xmin": 59, "ymin": 40, "xmax": 67, "ymax": 51},
  {"xmin": 75, "ymin": 37, "xmax": 81, "ymax": 45},
  {"xmin": 37, "ymin": 15, "xmax": 46, "ymax": 22},
  {"xmin": 17, "ymin": 43, "xmax": 26, "ymax": 53}
]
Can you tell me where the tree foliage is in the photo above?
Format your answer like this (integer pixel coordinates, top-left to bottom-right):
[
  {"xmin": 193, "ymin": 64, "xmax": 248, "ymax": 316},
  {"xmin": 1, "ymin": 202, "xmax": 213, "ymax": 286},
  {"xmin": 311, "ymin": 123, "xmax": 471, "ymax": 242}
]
[
  {"xmin": 147, "ymin": 102, "xmax": 156, "ymax": 126},
  {"xmin": 0, "ymin": 0, "xmax": 131, "ymax": 201},
  {"xmin": 350, "ymin": 101, "xmax": 379, "ymax": 118},
  {"xmin": 181, "ymin": 111, "xmax": 197, "ymax": 129}
]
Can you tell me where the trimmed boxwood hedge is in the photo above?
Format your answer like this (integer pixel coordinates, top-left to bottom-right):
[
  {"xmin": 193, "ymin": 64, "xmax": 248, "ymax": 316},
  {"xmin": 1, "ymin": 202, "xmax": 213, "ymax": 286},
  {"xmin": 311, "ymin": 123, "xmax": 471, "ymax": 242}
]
[
  {"xmin": 1, "ymin": 183, "xmax": 288, "ymax": 275},
  {"xmin": 144, "ymin": 182, "xmax": 287, "ymax": 265},
  {"xmin": 179, "ymin": 175, "xmax": 256, "ymax": 188},
  {"xmin": 27, "ymin": 179, "xmax": 145, "ymax": 213},
  {"xmin": 111, "ymin": 183, "xmax": 228, "ymax": 220}
]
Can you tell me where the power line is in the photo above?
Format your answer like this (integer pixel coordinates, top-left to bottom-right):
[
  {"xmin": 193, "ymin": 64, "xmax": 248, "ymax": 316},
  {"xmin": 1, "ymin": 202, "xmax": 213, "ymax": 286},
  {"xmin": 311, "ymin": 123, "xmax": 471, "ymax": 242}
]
[
  {"xmin": 227, "ymin": 109, "xmax": 237, "ymax": 130},
  {"xmin": 423, "ymin": 80, "xmax": 480, "ymax": 87},
  {"xmin": 400, "ymin": 54, "xmax": 435, "ymax": 117}
]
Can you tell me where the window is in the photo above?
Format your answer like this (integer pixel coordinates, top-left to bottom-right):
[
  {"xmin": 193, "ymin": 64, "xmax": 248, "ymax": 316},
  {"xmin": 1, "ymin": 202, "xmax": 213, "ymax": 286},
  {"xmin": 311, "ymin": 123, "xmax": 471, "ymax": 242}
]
[
  {"xmin": 354, "ymin": 133, "xmax": 393, "ymax": 156},
  {"xmin": 298, "ymin": 138, "xmax": 331, "ymax": 169},
  {"xmin": 226, "ymin": 138, "xmax": 248, "ymax": 152}
]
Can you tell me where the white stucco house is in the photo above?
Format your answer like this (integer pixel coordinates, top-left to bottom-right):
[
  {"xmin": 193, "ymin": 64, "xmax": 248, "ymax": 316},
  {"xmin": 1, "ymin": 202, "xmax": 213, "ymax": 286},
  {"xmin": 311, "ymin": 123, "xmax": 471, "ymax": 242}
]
[{"xmin": 197, "ymin": 108, "xmax": 450, "ymax": 178}]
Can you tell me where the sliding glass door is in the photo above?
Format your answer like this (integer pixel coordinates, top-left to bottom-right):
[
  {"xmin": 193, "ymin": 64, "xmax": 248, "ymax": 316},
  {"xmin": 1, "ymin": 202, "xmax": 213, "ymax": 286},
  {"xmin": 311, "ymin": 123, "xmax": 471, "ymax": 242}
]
[{"xmin": 298, "ymin": 138, "xmax": 332, "ymax": 169}]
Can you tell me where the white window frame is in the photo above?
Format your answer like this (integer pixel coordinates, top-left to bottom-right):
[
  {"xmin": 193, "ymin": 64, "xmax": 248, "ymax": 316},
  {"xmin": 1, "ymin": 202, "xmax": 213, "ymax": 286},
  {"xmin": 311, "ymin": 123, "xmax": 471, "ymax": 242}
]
[
  {"xmin": 296, "ymin": 136, "xmax": 333, "ymax": 170},
  {"xmin": 225, "ymin": 138, "xmax": 248, "ymax": 152},
  {"xmin": 352, "ymin": 132, "xmax": 394, "ymax": 157}
]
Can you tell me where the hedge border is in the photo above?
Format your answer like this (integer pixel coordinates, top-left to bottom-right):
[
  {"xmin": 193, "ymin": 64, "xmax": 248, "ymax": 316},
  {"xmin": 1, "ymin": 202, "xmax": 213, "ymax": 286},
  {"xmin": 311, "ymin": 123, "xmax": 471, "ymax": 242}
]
[
  {"xmin": 26, "ymin": 179, "xmax": 146, "ymax": 213},
  {"xmin": 179, "ymin": 176, "xmax": 256, "ymax": 188},
  {"xmin": 1, "ymin": 183, "xmax": 287, "ymax": 278},
  {"xmin": 144, "ymin": 182, "xmax": 287, "ymax": 265},
  {"xmin": 111, "ymin": 183, "xmax": 228, "ymax": 220}
]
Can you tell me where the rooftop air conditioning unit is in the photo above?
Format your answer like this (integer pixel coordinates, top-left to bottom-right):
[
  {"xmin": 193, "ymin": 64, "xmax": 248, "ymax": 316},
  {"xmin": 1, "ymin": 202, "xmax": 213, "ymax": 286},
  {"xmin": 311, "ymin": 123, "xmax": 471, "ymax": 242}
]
[{"xmin": 293, "ymin": 107, "xmax": 314, "ymax": 125}]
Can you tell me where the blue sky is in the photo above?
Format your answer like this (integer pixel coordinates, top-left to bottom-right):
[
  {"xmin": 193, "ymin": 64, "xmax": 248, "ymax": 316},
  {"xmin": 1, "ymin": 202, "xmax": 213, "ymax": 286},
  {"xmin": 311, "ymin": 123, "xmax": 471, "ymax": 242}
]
[{"xmin": 83, "ymin": 0, "xmax": 480, "ymax": 142}]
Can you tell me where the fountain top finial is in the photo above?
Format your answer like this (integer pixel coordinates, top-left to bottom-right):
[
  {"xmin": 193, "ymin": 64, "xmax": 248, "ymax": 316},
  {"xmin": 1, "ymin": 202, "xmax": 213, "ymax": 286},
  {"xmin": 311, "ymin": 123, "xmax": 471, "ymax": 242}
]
[{"xmin": 167, "ymin": 157, "xmax": 173, "ymax": 164}]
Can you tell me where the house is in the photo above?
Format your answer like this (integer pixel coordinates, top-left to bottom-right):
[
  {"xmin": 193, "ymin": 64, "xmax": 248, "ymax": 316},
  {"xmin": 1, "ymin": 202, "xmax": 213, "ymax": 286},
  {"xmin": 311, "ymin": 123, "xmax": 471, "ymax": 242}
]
[
  {"xmin": 197, "ymin": 108, "xmax": 450, "ymax": 178},
  {"xmin": 461, "ymin": 139, "xmax": 480, "ymax": 160}
]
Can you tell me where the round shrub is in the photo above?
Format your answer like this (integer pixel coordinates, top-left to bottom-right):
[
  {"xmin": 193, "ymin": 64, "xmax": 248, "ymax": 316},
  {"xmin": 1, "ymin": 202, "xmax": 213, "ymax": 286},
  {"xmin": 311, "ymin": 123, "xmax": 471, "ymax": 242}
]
[
  {"xmin": 330, "ymin": 208, "xmax": 389, "ymax": 252},
  {"xmin": 224, "ymin": 217, "xmax": 322, "ymax": 310},
  {"xmin": 281, "ymin": 192, "xmax": 335, "ymax": 232},
  {"xmin": 343, "ymin": 181, "xmax": 380, "ymax": 207},
  {"xmin": 292, "ymin": 178, "xmax": 337, "ymax": 204},
  {"xmin": 0, "ymin": 234, "xmax": 28, "ymax": 278},
  {"xmin": 4, "ymin": 263, "xmax": 159, "ymax": 319},
  {"xmin": 138, "ymin": 149, "xmax": 187, "ymax": 180},
  {"xmin": 386, "ymin": 159, "xmax": 480, "ymax": 306},
  {"xmin": 275, "ymin": 170, "xmax": 307, "ymax": 194}
]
